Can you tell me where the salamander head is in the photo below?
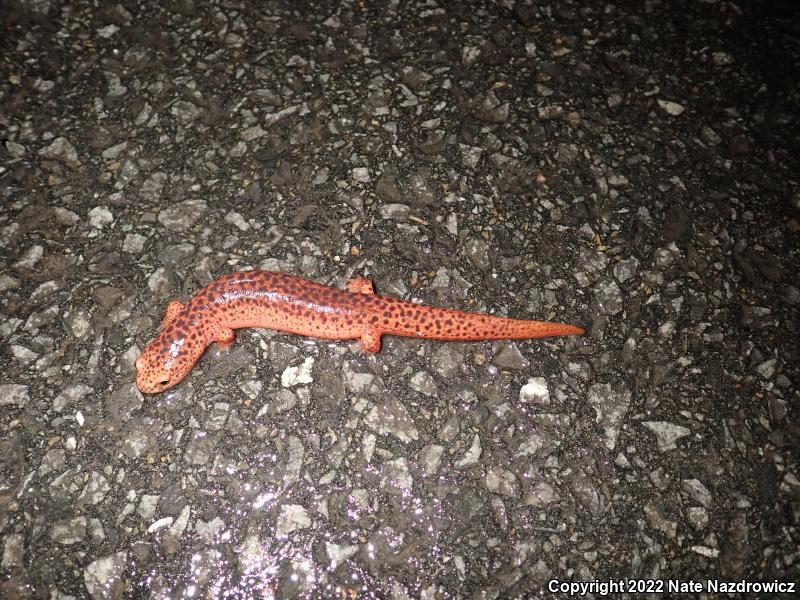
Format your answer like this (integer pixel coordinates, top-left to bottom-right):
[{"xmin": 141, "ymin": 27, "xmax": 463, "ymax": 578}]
[{"xmin": 135, "ymin": 324, "xmax": 206, "ymax": 394}]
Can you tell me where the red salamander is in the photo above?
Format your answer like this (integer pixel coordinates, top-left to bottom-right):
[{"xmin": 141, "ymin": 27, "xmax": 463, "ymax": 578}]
[{"xmin": 135, "ymin": 270, "xmax": 584, "ymax": 393}]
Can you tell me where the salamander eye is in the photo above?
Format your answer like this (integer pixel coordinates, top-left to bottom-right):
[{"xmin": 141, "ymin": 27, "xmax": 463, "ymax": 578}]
[{"xmin": 159, "ymin": 379, "xmax": 169, "ymax": 386}]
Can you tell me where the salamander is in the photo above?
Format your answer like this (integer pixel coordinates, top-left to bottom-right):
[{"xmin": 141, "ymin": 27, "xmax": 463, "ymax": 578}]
[{"xmin": 135, "ymin": 270, "xmax": 584, "ymax": 393}]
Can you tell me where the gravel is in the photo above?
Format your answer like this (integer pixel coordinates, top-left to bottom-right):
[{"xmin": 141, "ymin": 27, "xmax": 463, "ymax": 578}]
[{"xmin": 1, "ymin": 0, "xmax": 798, "ymax": 597}]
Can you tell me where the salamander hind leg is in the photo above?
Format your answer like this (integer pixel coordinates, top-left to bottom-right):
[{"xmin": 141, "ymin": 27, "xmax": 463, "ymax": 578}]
[
  {"xmin": 346, "ymin": 277, "xmax": 376, "ymax": 295},
  {"xmin": 359, "ymin": 329, "xmax": 383, "ymax": 353},
  {"xmin": 161, "ymin": 301, "xmax": 186, "ymax": 329},
  {"xmin": 214, "ymin": 327, "xmax": 236, "ymax": 349}
]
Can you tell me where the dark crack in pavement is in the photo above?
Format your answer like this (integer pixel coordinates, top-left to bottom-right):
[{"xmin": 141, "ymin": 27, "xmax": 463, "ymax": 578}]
[{"xmin": 1, "ymin": 0, "xmax": 798, "ymax": 598}]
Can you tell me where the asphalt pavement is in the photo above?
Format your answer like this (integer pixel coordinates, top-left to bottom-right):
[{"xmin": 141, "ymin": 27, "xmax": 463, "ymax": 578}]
[{"xmin": 1, "ymin": 0, "xmax": 798, "ymax": 598}]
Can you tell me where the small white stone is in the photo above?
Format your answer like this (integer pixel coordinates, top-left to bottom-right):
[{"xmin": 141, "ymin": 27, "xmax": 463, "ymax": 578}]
[
  {"xmin": 643, "ymin": 421, "xmax": 691, "ymax": 451},
  {"xmin": 756, "ymin": 358, "xmax": 777, "ymax": 379},
  {"xmin": 326, "ymin": 542, "xmax": 359, "ymax": 571},
  {"xmin": 97, "ymin": 24, "xmax": 119, "ymax": 39},
  {"xmin": 84, "ymin": 551, "xmax": 127, "ymax": 598},
  {"xmin": 147, "ymin": 517, "xmax": 174, "ymax": 533},
  {"xmin": 122, "ymin": 233, "xmax": 147, "ymax": 253},
  {"xmin": 0, "ymin": 384, "xmax": 29, "ymax": 407},
  {"xmin": 454, "ymin": 434, "xmax": 482, "ymax": 468},
  {"xmin": 13, "ymin": 245, "xmax": 43, "ymax": 269},
  {"xmin": 519, "ymin": 377, "xmax": 550, "ymax": 404},
  {"xmin": 281, "ymin": 357, "xmax": 314, "ymax": 387},
  {"xmin": 224, "ymin": 210, "xmax": 250, "ymax": 232},
  {"xmin": 352, "ymin": 167, "xmax": 370, "ymax": 182},
  {"xmin": 691, "ymin": 545, "xmax": 719, "ymax": 558},
  {"xmin": 711, "ymin": 52, "xmax": 733, "ymax": 66},
  {"xmin": 275, "ymin": 504, "xmax": 311, "ymax": 536},
  {"xmin": 88, "ymin": 206, "xmax": 114, "ymax": 229},
  {"xmin": 657, "ymin": 99, "xmax": 686, "ymax": 116}
]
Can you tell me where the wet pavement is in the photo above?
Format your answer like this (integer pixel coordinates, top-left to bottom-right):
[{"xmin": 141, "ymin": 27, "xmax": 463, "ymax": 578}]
[{"xmin": 1, "ymin": 0, "xmax": 798, "ymax": 598}]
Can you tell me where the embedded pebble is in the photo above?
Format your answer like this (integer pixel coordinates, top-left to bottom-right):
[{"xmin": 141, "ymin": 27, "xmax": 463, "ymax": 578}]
[
  {"xmin": 364, "ymin": 401, "xmax": 419, "ymax": 443},
  {"xmin": 409, "ymin": 370, "xmax": 437, "ymax": 396},
  {"xmin": 157, "ymin": 199, "xmax": 207, "ymax": 231},
  {"xmin": 380, "ymin": 203, "xmax": 411, "ymax": 221},
  {"xmin": 11, "ymin": 344, "xmax": 36, "ymax": 365},
  {"xmin": 184, "ymin": 430, "xmax": 217, "ymax": 466},
  {"xmin": 326, "ymin": 542, "xmax": 359, "ymax": 571},
  {"xmin": 587, "ymin": 383, "xmax": 631, "ymax": 450},
  {"xmin": 196, "ymin": 516, "xmax": 226, "ymax": 543},
  {"xmin": 276, "ymin": 504, "xmax": 311, "ymax": 536},
  {"xmin": 688, "ymin": 507, "xmax": 709, "ymax": 530},
  {"xmin": 38, "ymin": 136, "xmax": 80, "ymax": 167},
  {"xmin": 430, "ymin": 345, "xmax": 462, "ymax": 378},
  {"xmin": 122, "ymin": 233, "xmax": 147, "ymax": 253},
  {"xmin": 83, "ymin": 551, "xmax": 127, "ymax": 599},
  {"xmin": 6, "ymin": 140, "xmax": 26, "ymax": 157},
  {"xmin": 614, "ymin": 257, "xmax": 640, "ymax": 283},
  {"xmin": 140, "ymin": 172, "xmax": 167, "ymax": 201},
  {"xmin": 88, "ymin": 206, "xmax": 114, "ymax": 229},
  {"xmin": 492, "ymin": 343, "xmax": 530, "ymax": 370},
  {"xmin": 682, "ymin": 479, "xmax": 712, "ymax": 507},
  {"xmin": 380, "ymin": 457, "xmax": 413, "ymax": 493},
  {"xmin": 52, "ymin": 382, "xmax": 93, "ymax": 412},
  {"xmin": 484, "ymin": 467, "xmax": 520, "ymax": 498},
  {"xmin": 594, "ymin": 279, "xmax": 624, "ymax": 315},
  {"xmin": 460, "ymin": 144, "xmax": 483, "ymax": 168},
  {"xmin": 756, "ymin": 358, "xmax": 777, "ymax": 379},
  {"xmin": 51, "ymin": 517, "xmax": 87, "ymax": 544},
  {"xmin": 644, "ymin": 504, "xmax": 677, "ymax": 539},
  {"xmin": 352, "ymin": 167, "xmax": 370, "ymax": 182},
  {"xmin": 700, "ymin": 125, "xmax": 722, "ymax": 145},
  {"xmin": 418, "ymin": 444, "xmax": 444, "ymax": 476},
  {"xmin": 225, "ymin": 211, "xmax": 250, "ymax": 232},
  {"xmin": 658, "ymin": 99, "xmax": 686, "ymax": 115},
  {"xmin": 642, "ymin": 421, "xmax": 692, "ymax": 451},
  {"xmin": 519, "ymin": 377, "xmax": 550, "ymax": 404},
  {"xmin": 14, "ymin": 245, "xmax": 43, "ymax": 269},
  {"xmin": 78, "ymin": 472, "xmax": 111, "ymax": 505},
  {"xmin": 454, "ymin": 434, "xmax": 482, "ymax": 468},
  {"xmin": 281, "ymin": 357, "xmax": 314, "ymax": 387},
  {"xmin": 464, "ymin": 237, "xmax": 490, "ymax": 271},
  {"xmin": 0, "ymin": 384, "xmax": 30, "ymax": 407},
  {"xmin": 1, "ymin": 533, "xmax": 24, "ymax": 569},
  {"xmin": 101, "ymin": 141, "xmax": 127, "ymax": 160},
  {"xmin": 342, "ymin": 361, "xmax": 375, "ymax": 394},
  {"xmin": 0, "ymin": 274, "xmax": 20, "ymax": 291},
  {"xmin": 521, "ymin": 481, "xmax": 559, "ymax": 507},
  {"xmin": 137, "ymin": 495, "xmax": 160, "ymax": 520}
]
